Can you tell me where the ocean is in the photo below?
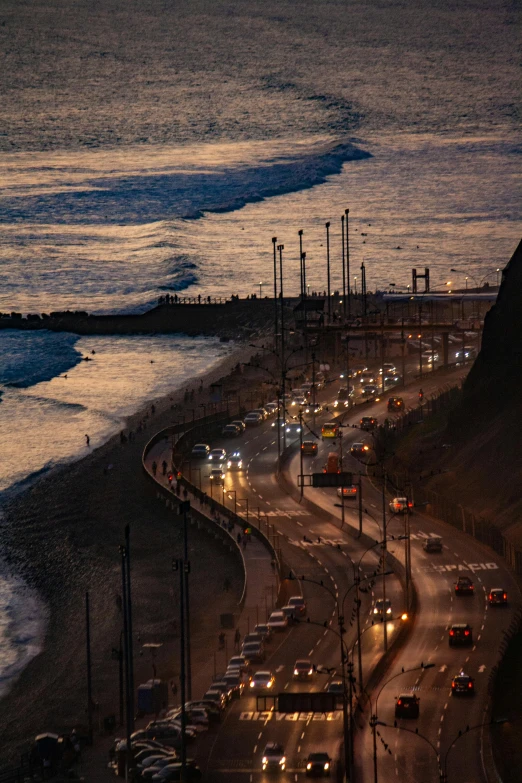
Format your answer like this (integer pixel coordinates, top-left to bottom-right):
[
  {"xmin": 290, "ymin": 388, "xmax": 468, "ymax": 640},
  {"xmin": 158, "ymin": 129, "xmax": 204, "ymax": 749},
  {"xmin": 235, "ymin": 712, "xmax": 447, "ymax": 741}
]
[{"xmin": 0, "ymin": 0, "xmax": 520, "ymax": 695}]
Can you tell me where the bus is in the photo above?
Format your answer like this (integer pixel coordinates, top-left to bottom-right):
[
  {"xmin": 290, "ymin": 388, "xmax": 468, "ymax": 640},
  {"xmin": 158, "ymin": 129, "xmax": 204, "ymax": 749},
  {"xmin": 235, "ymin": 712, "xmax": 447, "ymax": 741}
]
[{"xmin": 321, "ymin": 421, "xmax": 339, "ymax": 439}]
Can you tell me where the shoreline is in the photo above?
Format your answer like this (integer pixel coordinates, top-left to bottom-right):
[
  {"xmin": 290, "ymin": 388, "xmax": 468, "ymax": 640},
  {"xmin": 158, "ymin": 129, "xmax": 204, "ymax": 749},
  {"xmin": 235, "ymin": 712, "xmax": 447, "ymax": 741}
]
[{"xmin": 0, "ymin": 338, "xmax": 262, "ymax": 762}]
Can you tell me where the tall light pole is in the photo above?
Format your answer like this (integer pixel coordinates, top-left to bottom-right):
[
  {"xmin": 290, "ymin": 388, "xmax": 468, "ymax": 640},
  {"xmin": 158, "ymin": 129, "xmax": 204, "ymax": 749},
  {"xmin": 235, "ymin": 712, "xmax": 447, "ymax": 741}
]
[
  {"xmin": 259, "ymin": 280, "xmax": 263, "ymax": 298},
  {"xmin": 381, "ymin": 474, "xmax": 388, "ymax": 651},
  {"xmin": 341, "ymin": 215, "xmax": 346, "ymax": 318},
  {"xmin": 298, "ymin": 229, "xmax": 304, "ymax": 298},
  {"xmin": 345, "ymin": 208, "xmax": 350, "ymax": 317},
  {"xmin": 272, "ymin": 237, "xmax": 278, "ymax": 356},
  {"xmin": 278, "ymin": 244, "xmax": 286, "ymax": 451},
  {"xmin": 325, "ymin": 221, "xmax": 331, "ymax": 319}
]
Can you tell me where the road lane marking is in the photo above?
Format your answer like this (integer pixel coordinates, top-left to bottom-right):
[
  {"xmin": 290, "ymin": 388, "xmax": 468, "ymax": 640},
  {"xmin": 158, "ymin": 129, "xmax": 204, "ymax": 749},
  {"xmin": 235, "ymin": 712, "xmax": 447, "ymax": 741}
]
[{"xmin": 253, "ymin": 745, "xmax": 257, "ymax": 753}]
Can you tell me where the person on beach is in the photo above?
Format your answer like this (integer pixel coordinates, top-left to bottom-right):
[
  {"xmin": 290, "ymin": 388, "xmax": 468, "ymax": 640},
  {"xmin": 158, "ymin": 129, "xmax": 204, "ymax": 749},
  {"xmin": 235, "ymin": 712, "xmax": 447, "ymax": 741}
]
[{"xmin": 85, "ymin": 434, "xmax": 90, "ymax": 446}]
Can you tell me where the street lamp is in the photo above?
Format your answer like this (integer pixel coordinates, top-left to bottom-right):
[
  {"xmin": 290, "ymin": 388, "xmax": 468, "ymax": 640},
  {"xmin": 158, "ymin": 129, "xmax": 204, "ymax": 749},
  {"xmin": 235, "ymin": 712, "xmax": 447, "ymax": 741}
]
[
  {"xmin": 325, "ymin": 222, "xmax": 331, "ymax": 319},
  {"xmin": 441, "ymin": 718, "xmax": 508, "ymax": 782},
  {"xmin": 354, "ymin": 275, "xmax": 358, "ymax": 295},
  {"xmin": 259, "ymin": 281, "xmax": 263, "ymax": 298}
]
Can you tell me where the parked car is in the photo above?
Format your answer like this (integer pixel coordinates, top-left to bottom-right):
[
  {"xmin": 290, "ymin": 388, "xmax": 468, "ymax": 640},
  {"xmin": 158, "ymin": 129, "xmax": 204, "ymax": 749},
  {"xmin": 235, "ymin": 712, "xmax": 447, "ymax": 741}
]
[
  {"xmin": 231, "ymin": 419, "xmax": 246, "ymax": 432},
  {"xmin": 241, "ymin": 642, "xmax": 265, "ymax": 663},
  {"xmin": 191, "ymin": 443, "xmax": 210, "ymax": 459},
  {"xmin": 253, "ymin": 623, "xmax": 273, "ymax": 643},
  {"xmin": 222, "ymin": 424, "xmax": 241, "ymax": 437},
  {"xmin": 244, "ymin": 412, "xmax": 263, "ymax": 426},
  {"xmin": 227, "ymin": 655, "xmax": 248, "ymax": 672},
  {"xmin": 267, "ymin": 610, "xmax": 288, "ymax": 631},
  {"xmin": 287, "ymin": 596, "xmax": 306, "ymax": 615}
]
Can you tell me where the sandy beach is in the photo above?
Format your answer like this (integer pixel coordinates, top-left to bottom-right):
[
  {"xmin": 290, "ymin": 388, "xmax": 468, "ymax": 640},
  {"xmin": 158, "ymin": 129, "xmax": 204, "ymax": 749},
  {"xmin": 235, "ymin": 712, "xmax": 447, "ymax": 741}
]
[{"xmin": 0, "ymin": 341, "xmax": 266, "ymax": 763}]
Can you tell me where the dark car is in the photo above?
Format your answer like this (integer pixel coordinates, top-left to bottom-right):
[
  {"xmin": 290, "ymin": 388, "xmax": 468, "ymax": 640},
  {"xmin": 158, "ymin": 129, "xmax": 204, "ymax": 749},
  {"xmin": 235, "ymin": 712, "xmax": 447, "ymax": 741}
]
[
  {"xmin": 454, "ymin": 576, "xmax": 474, "ymax": 596},
  {"xmin": 451, "ymin": 672, "xmax": 475, "ymax": 695},
  {"xmin": 350, "ymin": 442, "xmax": 370, "ymax": 457},
  {"xmin": 301, "ymin": 440, "xmax": 318, "ymax": 456},
  {"xmin": 387, "ymin": 396, "xmax": 404, "ymax": 412},
  {"xmin": 394, "ymin": 694, "xmax": 420, "ymax": 719},
  {"xmin": 222, "ymin": 424, "xmax": 241, "ymax": 437},
  {"xmin": 488, "ymin": 588, "xmax": 508, "ymax": 606},
  {"xmin": 306, "ymin": 752, "xmax": 332, "ymax": 777},
  {"xmin": 360, "ymin": 416, "xmax": 378, "ymax": 431},
  {"xmin": 449, "ymin": 623, "xmax": 473, "ymax": 646}
]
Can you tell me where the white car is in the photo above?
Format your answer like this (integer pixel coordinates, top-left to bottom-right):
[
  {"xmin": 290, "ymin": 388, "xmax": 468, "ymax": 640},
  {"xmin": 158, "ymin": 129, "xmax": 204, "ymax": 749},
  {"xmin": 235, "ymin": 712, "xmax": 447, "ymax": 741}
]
[
  {"xmin": 208, "ymin": 448, "xmax": 227, "ymax": 462},
  {"xmin": 267, "ymin": 610, "xmax": 288, "ymax": 631},
  {"xmin": 373, "ymin": 599, "xmax": 392, "ymax": 619},
  {"xmin": 244, "ymin": 412, "xmax": 263, "ymax": 426},
  {"xmin": 287, "ymin": 596, "xmax": 306, "ymax": 615},
  {"xmin": 191, "ymin": 443, "xmax": 210, "ymax": 459},
  {"xmin": 249, "ymin": 670, "xmax": 275, "ymax": 691},
  {"xmin": 389, "ymin": 497, "xmax": 411, "ymax": 514},
  {"xmin": 227, "ymin": 453, "xmax": 243, "ymax": 470}
]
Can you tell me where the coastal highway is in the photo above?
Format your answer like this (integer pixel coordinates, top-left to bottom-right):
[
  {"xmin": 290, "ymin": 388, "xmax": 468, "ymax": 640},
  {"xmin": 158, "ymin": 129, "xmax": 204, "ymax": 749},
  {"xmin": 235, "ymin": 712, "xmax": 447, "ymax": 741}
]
[{"xmin": 180, "ymin": 367, "xmax": 519, "ymax": 783}]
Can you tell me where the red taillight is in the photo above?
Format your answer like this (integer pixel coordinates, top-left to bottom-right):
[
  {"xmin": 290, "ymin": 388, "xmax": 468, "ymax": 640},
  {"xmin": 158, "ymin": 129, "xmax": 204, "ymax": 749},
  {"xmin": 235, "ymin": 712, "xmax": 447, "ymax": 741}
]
[
  {"xmin": 449, "ymin": 630, "xmax": 454, "ymax": 636},
  {"xmin": 504, "ymin": 593, "xmax": 507, "ymax": 600},
  {"xmin": 464, "ymin": 630, "xmax": 470, "ymax": 636},
  {"xmin": 408, "ymin": 502, "xmax": 413, "ymax": 508},
  {"xmin": 468, "ymin": 682, "xmax": 473, "ymax": 688},
  {"xmin": 397, "ymin": 699, "xmax": 402, "ymax": 705},
  {"xmin": 451, "ymin": 682, "xmax": 456, "ymax": 688}
]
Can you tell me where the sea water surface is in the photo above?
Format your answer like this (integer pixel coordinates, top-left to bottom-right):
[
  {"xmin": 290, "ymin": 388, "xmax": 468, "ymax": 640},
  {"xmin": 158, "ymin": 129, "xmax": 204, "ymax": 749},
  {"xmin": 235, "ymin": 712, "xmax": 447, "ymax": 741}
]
[{"xmin": 0, "ymin": 0, "xmax": 520, "ymax": 696}]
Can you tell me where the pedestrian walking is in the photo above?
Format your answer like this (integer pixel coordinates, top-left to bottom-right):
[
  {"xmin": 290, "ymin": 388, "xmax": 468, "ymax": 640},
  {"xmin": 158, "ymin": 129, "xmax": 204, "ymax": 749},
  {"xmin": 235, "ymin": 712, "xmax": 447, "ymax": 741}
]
[
  {"xmin": 162, "ymin": 460, "xmax": 167, "ymax": 475},
  {"xmin": 85, "ymin": 434, "xmax": 90, "ymax": 446},
  {"xmin": 152, "ymin": 460, "xmax": 157, "ymax": 476}
]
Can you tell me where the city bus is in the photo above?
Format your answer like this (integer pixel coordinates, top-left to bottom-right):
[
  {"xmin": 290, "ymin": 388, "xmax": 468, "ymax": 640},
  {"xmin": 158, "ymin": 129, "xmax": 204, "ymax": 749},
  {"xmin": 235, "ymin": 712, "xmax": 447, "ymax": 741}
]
[{"xmin": 321, "ymin": 421, "xmax": 339, "ymax": 439}]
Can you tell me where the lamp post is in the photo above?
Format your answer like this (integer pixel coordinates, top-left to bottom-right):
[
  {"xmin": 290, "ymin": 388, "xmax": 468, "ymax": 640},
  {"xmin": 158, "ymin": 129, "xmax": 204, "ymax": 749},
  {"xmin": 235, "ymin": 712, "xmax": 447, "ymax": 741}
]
[
  {"xmin": 354, "ymin": 275, "xmax": 358, "ymax": 295},
  {"xmin": 272, "ymin": 237, "xmax": 278, "ymax": 355},
  {"xmin": 299, "ymin": 229, "xmax": 304, "ymax": 298},
  {"xmin": 341, "ymin": 215, "xmax": 346, "ymax": 318},
  {"xmin": 370, "ymin": 663, "xmax": 435, "ymax": 783},
  {"xmin": 277, "ymin": 243, "xmax": 286, "ymax": 451},
  {"xmin": 345, "ymin": 208, "xmax": 351, "ymax": 317},
  {"xmin": 259, "ymin": 281, "xmax": 263, "ymax": 298},
  {"xmin": 325, "ymin": 222, "xmax": 331, "ymax": 319},
  {"xmin": 441, "ymin": 718, "xmax": 508, "ymax": 783}
]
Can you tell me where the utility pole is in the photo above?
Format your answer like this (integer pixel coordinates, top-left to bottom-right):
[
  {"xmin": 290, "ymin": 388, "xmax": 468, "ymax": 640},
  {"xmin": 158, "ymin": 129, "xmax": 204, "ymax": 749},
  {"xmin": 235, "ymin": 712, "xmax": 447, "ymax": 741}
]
[
  {"xmin": 345, "ymin": 209, "xmax": 350, "ymax": 318},
  {"xmin": 120, "ymin": 544, "xmax": 132, "ymax": 781},
  {"xmin": 278, "ymin": 244, "xmax": 286, "ymax": 452},
  {"xmin": 381, "ymin": 473, "xmax": 388, "ymax": 652},
  {"xmin": 358, "ymin": 473, "xmax": 363, "ymax": 537},
  {"xmin": 124, "ymin": 525, "xmax": 134, "ymax": 733},
  {"xmin": 173, "ymin": 558, "xmax": 190, "ymax": 783},
  {"xmin": 341, "ymin": 215, "xmax": 346, "ymax": 318},
  {"xmin": 298, "ymin": 230, "xmax": 304, "ymax": 298},
  {"xmin": 272, "ymin": 237, "xmax": 278, "ymax": 356},
  {"xmin": 338, "ymin": 427, "xmax": 345, "ymax": 529},
  {"xmin": 299, "ymin": 409, "xmax": 304, "ymax": 500},
  {"xmin": 325, "ymin": 222, "xmax": 331, "ymax": 320}
]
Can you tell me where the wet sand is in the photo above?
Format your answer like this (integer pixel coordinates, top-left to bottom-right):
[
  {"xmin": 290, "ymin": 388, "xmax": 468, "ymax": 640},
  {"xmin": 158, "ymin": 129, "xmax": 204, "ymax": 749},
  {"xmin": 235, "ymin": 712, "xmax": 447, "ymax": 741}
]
[{"xmin": 0, "ymin": 342, "xmax": 263, "ymax": 762}]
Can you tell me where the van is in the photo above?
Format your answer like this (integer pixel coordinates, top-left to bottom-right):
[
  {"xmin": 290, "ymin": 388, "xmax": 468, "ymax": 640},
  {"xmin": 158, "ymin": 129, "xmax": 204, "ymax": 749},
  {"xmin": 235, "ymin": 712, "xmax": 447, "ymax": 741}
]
[{"xmin": 324, "ymin": 452, "xmax": 340, "ymax": 473}]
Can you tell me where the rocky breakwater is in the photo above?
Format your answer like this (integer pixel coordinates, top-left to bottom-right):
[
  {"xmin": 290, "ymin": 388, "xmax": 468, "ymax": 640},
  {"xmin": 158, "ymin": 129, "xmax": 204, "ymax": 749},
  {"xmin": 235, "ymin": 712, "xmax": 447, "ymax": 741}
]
[{"xmin": 0, "ymin": 297, "xmax": 297, "ymax": 339}]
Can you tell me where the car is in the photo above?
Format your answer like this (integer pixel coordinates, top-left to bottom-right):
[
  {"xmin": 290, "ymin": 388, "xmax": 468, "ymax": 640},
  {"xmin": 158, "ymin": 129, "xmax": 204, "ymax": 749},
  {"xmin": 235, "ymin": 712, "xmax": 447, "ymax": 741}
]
[
  {"xmin": 191, "ymin": 443, "xmax": 210, "ymax": 459},
  {"xmin": 334, "ymin": 387, "xmax": 353, "ymax": 408},
  {"xmin": 293, "ymin": 659, "xmax": 314, "ymax": 679},
  {"xmin": 249, "ymin": 670, "xmax": 275, "ymax": 691},
  {"xmin": 488, "ymin": 588, "xmax": 508, "ymax": 606},
  {"xmin": 448, "ymin": 623, "xmax": 473, "ymax": 646},
  {"xmin": 151, "ymin": 762, "xmax": 202, "ymax": 782},
  {"xmin": 306, "ymin": 752, "xmax": 332, "ymax": 777},
  {"xmin": 141, "ymin": 757, "xmax": 180, "ymax": 778},
  {"xmin": 337, "ymin": 485, "xmax": 358, "ymax": 498},
  {"xmin": 208, "ymin": 681, "xmax": 235, "ymax": 704},
  {"xmin": 227, "ymin": 655, "xmax": 248, "ymax": 672},
  {"xmin": 262, "ymin": 742, "xmax": 286, "ymax": 771},
  {"xmin": 362, "ymin": 384, "xmax": 379, "ymax": 397},
  {"xmin": 130, "ymin": 727, "xmax": 193, "ymax": 749},
  {"xmin": 301, "ymin": 440, "xmax": 318, "ymax": 456},
  {"xmin": 202, "ymin": 690, "xmax": 228, "ymax": 709},
  {"xmin": 360, "ymin": 371, "xmax": 377, "ymax": 384},
  {"xmin": 209, "ymin": 448, "xmax": 227, "ymax": 462},
  {"xmin": 451, "ymin": 672, "xmax": 475, "ymax": 695},
  {"xmin": 222, "ymin": 423, "xmax": 241, "ymax": 437},
  {"xmin": 209, "ymin": 467, "xmax": 225, "ymax": 484},
  {"xmin": 389, "ymin": 497, "xmax": 412, "ymax": 514},
  {"xmin": 286, "ymin": 421, "xmax": 302, "ymax": 435},
  {"xmin": 387, "ymin": 396, "xmax": 404, "ymax": 412},
  {"xmin": 350, "ymin": 442, "xmax": 370, "ymax": 457},
  {"xmin": 384, "ymin": 373, "xmax": 401, "ymax": 385},
  {"xmin": 287, "ymin": 596, "xmax": 307, "ymax": 615},
  {"xmin": 242, "ymin": 632, "xmax": 263, "ymax": 646},
  {"xmin": 455, "ymin": 347, "xmax": 477, "ymax": 361},
  {"xmin": 241, "ymin": 642, "xmax": 265, "ymax": 663},
  {"xmin": 244, "ymin": 412, "xmax": 263, "ymax": 426},
  {"xmin": 454, "ymin": 576, "xmax": 474, "ymax": 595},
  {"xmin": 305, "ymin": 402, "xmax": 323, "ymax": 415},
  {"xmin": 322, "ymin": 422, "xmax": 339, "ymax": 439},
  {"xmin": 264, "ymin": 402, "xmax": 278, "ymax": 415},
  {"xmin": 326, "ymin": 681, "xmax": 344, "ymax": 708},
  {"xmin": 231, "ymin": 419, "xmax": 246, "ymax": 432},
  {"xmin": 394, "ymin": 694, "xmax": 420, "ymax": 719},
  {"xmin": 281, "ymin": 604, "xmax": 299, "ymax": 623},
  {"xmin": 380, "ymin": 363, "xmax": 397, "ymax": 375},
  {"xmin": 292, "ymin": 395, "xmax": 308, "ymax": 407},
  {"xmin": 252, "ymin": 408, "xmax": 269, "ymax": 420},
  {"xmin": 251, "ymin": 625, "xmax": 272, "ymax": 645},
  {"xmin": 184, "ymin": 701, "xmax": 221, "ymax": 721},
  {"xmin": 267, "ymin": 610, "xmax": 288, "ymax": 631},
  {"xmin": 137, "ymin": 750, "xmax": 175, "ymax": 767},
  {"xmin": 227, "ymin": 453, "xmax": 243, "ymax": 470},
  {"xmin": 373, "ymin": 598, "xmax": 392, "ymax": 620},
  {"xmin": 421, "ymin": 351, "xmax": 439, "ymax": 364},
  {"xmin": 423, "ymin": 537, "xmax": 443, "ymax": 553},
  {"xmin": 360, "ymin": 416, "xmax": 377, "ymax": 431},
  {"xmin": 271, "ymin": 417, "xmax": 289, "ymax": 430},
  {"xmin": 350, "ymin": 364, "xmax": 368, "ymax": 376},
  {"xmin": 221, "ymin": 673, "xmax": 245, "ymax": 698},
  {"xmin": 171, "ymin": 707, "xmax": 209, "ymax": 727}
]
